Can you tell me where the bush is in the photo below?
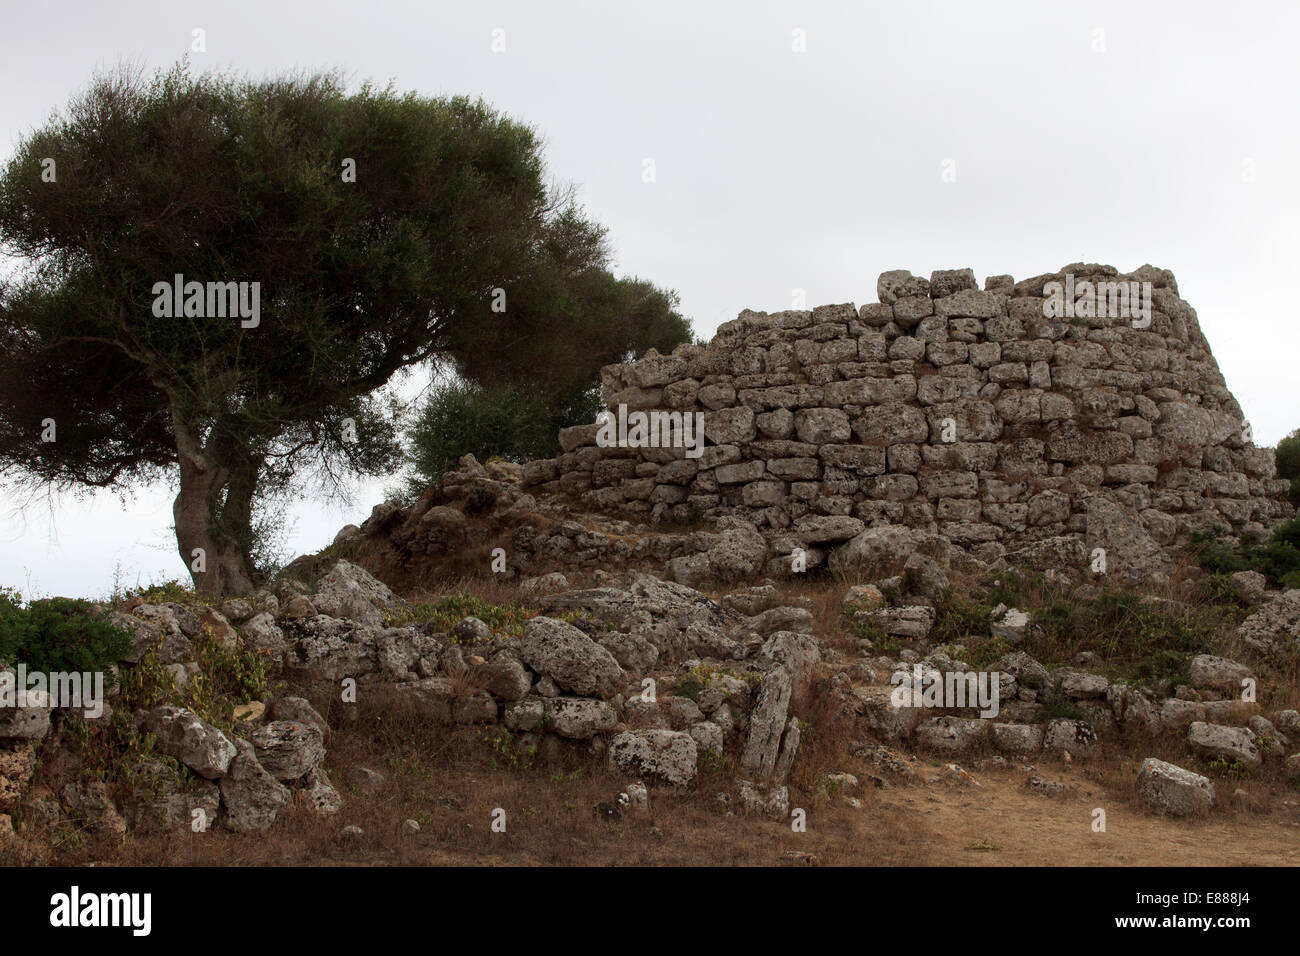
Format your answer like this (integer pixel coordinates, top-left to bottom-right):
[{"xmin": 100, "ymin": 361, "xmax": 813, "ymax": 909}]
[
  {"xmin": 114, "ymin": 638, "xmax": 272, "ymax": 733},
  {"xmin": 1190, "ymin": 517, "xmax": 1300, "ymax": 589},
  {"xmin": 403, "ymin": 380, "xmax": 594, "ymax": 493},
  {"xmin": 1276, "ymin": 428, "xmax": 1300, "ymax": 507},
  {"xmin": 926, "ymin": 570, "xmax": 1231, "ymax": 687},
  {"xmin": 0, "ymin": 588, "xmax": 133, "ymax": 674}
]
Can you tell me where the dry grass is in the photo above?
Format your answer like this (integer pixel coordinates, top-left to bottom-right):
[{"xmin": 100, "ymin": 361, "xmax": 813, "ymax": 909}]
[
  {"xmin": 13, "ymin": 686, "xmax": 928, "ymax": 867},
  {"xmin": 16, "ymin": 687, "xmax": 1299, "ymax": 868}
]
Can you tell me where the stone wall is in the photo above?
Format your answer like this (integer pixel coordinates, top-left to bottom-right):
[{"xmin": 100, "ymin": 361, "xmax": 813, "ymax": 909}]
[{"xmin": 522, "ymin": 263, "xmax": 1294, "ymax": 579}]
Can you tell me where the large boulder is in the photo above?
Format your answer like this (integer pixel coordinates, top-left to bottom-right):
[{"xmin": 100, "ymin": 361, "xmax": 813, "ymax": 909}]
[
  {"xmin": 241, "ymin": 612, "xmax": 287, "ymax": 662},
  {"xmin": 124, "ymin": 761, "xmax": 221, "ymax": 834},
  {"xmin": 249, "ymin": 721, "xmax": 326, "ymax": 781},
  {"xmin": 1238, "ymin": 589, "xmax": 1300, "ymax": 660},
  {"xmin": 1043, "ymin": 718, "xmax": 1096, "ymax": 753},
  {"xmin": 519, "ymin": 617, "xmax": 626, "ymax": 700},
  {"xmin": 299, "ymin": 768, "xmax": 343, "ymax": 815},
  {"xmin": 852, "ymin": 686, "xmax": 922, "ymax": 741},
  {"xmin": 903, "ymin": 552, "xmax": 949, "ymax": 602},
  {"xmin": 991, "ymin": 723, "xmax": 1044, "ymax": 754},
  {"xmin": 109, "ymin": 609, "xmax": 193, "ymax": 664},
  {"xmin": 1187, "ymin": 655, "xmax": 1252, "ymax": 695},
  {"xmin": 141, "ymin": 706, "xmax": 237, "ymax": 779},
  {"xmin": 0, "ymin": 681, "xmax": 50, "ymax": 741},
  {"xmin": 1084, "ymin": 497, "xmax": 1161, "ymax": 578},
  {"xmin": 828, "ymin": 525, "xmax": 917, "ymax": 574},
  {"xmin": 0, "ymin": 744, "xmax": 37, "ymax": 813},
  {"xmin": 758, "ymin": 631, "xmax": 821, "ymax": 686},
  {"xmin": 915, "ymin": 716, "xmax": 989, "ymax": 753},
  {"xmin": 706, "ymin": 522, "xmax": 768, "ymax": 581},
  {"xmin": 267, "ymin": 697, "xmax": 330, "ymax": 741},
  {"xmin": 478, "ymin": 650, "xmax": 533, "ymax": 701},
  {"xmin": 61, "ymin": 780, "xmax": 127, "ymax": 835},
  {"xmin": 1136, "ymin": 757, "xmax": 1214, "ymax": 817},
  {"xmin": 218, "ymin": 740, "xmax": 290, "ymax": 832},
  {"xmin": 1187, "ymin": 721, "xmax": 1261, "ymax": 769},
  {"xmin": 281, "ymin": 616, "xmax": 381, "ymax": 679},
  {"xmin": 281, "ymin": 617, "xmax": 434, "ymax": 682},
  {"xmin": 543, "ymin": 698, "xmax": 617, "ymax": 740},
  {"xmin": 310, "ymin": 559, "xmax": 402, "ymax": 626},
  {"xmin": 608, "ymin": 729, "xmax": 698, "ymax": 786},
  {"xmin": 741, "ymin": 666, "xmax": 792, "ymax": 779}
]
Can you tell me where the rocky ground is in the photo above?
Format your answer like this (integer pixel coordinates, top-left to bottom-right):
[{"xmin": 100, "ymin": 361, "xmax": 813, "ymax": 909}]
[{"xmin": 2, "ymin": 455, "xmax": 1298, "ymax": 866}]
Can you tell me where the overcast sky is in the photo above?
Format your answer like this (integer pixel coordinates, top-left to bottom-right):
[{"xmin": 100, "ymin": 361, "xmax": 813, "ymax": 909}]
[{"xmin": 2, "ymin": 0, "xmax": 1297, "ymax": 598}]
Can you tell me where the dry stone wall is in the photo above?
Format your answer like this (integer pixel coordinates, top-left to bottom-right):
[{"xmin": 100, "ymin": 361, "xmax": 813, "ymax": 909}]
[{"xmin": 523, "ymin": 263, "xmax": 1293, "ymax": 579}]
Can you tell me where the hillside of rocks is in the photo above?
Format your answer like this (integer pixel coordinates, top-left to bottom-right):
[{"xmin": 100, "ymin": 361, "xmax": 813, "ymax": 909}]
[{"xmin": 2, "ymin": 263, "xmax": 1298, "ymax": 860}]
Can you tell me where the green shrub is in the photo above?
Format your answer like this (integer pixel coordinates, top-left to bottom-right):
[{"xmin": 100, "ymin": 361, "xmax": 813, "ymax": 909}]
[
  {"xmin": 930, "ymin": 591, "xmax": 994, "ymax": 646},
  {"xmin": 927, "ymin": 570, "xmax": 1230, "ymax": 688},
  {"xmin": 1277, "ymin": 428, "xmax": 1300, "ymax": 507},
  {"xmin": 672, "ymin": 674, "xmax": 703, "ymax": 702},
  {"xmin": 0, "ymin": 588, "xmax": 133, "ymax": 673},
  {"xmin": 113, "ymin": 638, "xmax": 271, "ymax": 733},
  {"xmin": 1038, "ymin": 687, "xmax": 1085, "ymax": 721},
  {"xmin": 1190, "ymin": 517, "xmax": 1300, "ymax": 588},
  {"xmin": 403, "ymin": 380, "xmax": 588, "ymax": 492}
]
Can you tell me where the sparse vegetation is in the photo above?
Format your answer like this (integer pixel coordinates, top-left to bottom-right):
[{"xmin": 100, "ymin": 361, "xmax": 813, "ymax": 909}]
[
  {"xmin": 924, "ymin": 568, "xmax": 1235, "ymax": 688},
  {"xmin": 382, "ymin": 591, "xmax": 536, "ymax": 636}
]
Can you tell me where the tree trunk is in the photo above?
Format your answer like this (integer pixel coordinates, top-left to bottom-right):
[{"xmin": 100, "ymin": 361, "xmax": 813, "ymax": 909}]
[{"xmin": 171, "ymin": 414, "xmax": 260, "ymax": 596}]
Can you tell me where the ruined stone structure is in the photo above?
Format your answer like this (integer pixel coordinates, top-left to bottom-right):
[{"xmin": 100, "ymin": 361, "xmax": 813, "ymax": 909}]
[{"xmin": 521, "ymin": 264, "xmax": 1294, "ymax": 580}]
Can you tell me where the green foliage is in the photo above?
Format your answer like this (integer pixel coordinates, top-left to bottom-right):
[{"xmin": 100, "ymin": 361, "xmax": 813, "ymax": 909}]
[
  {"xmin": 446, "ymin": 224, "xmax": 693, "ymax": 416},
  {"xmin": 183, "ymin": 638, "xmax": 272, "ymax": 724},
  {"xmin": 111, "ymin": 578, "xmax": 199, "ymax": 607},
  {"xmin": 842, "ymin": 610, "xmax": 897, "ymax": 651},
  {"xmin": 1190, "ymin": 517, "xmax": 1300, "ymax": 588},
  {"xmin": 1276, "ymin": 428, "xmax": 1300, "ymax": 507},
  {"xmin": 114, "ymin": 638, "xmax": 271, "ymax": 733},
  {"xmin": 485, "ymin": 727, "xmax": 536, "ymax": 771},
  {"xmin": 0, "ymin": 588, "xmax": 133, "ymax": 673},
  {"xmin": 961, "ymin": 635, "xmax": 1013, "ymax": 670},
  {"xmin": 927, "ymin": 568, "xmax": 1232, "ymax": 688},
  {"xmin": 672, "ymin": 675, "xmax": 703, "ymax": 702},
  {"xmin": 403, "ymin": 380, "xmax": 571, "ymax": 490},
  {"xmin": 113, "ymin": 649, "xmax": 177, "ymax": 714},
  {"xmin": 383, "ymin": 591, "xmax": 535, "ymax": 637},
  {"xmin": 111, "ymin": 729, "xmax": 193, "ymax": 798},
  {"xmin": 1037, "ymin": 688, "xmax": 1085, "ymax": 721},
  {"xmin": 1204, "ymin": 755, "xmax": 1250, "ymax": 779},
  {"xmin": 698, "ymin": 748, "xmax": 727, "ymax": 773},
  {"xmin": 1029, "ymin": 589, "xmax": 1226, "ymax": 684},
  {"xmin": 929, "ymin": 591, "xmax": 992, "ymax": 646}
]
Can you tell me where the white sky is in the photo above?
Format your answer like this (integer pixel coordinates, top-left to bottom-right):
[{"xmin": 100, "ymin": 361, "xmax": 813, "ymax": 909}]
[{"xmin": 2, "ymin": 0, "xmax": 1298, "ymax": 598}]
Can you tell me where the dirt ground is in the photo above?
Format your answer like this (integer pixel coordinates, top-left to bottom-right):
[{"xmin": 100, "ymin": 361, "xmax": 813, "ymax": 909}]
[{"xmin": 29, "ymin": 728, "xmax": 1299, "ymax": 868}]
